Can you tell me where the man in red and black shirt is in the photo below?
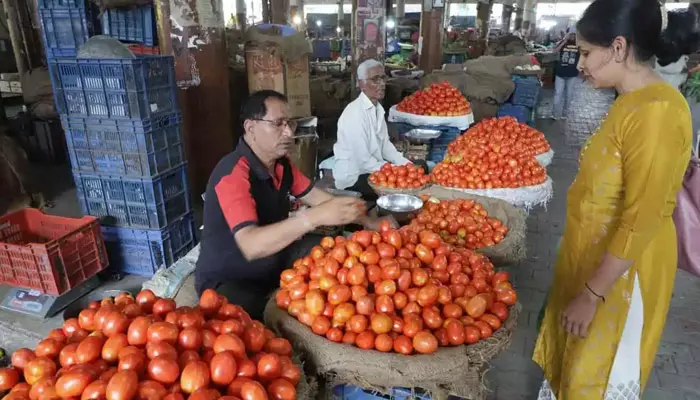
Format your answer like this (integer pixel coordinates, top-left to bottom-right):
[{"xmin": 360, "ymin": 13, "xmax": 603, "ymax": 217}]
[{"xmin": 195, "ymin": 90, "xmax": 372, "ymax": 320}]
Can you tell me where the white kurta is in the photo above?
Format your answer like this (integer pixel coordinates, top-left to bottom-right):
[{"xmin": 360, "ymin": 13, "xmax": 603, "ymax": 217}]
[{"xmin": 332, "ymin": 92, "xmax": 410, "ymax": 190}]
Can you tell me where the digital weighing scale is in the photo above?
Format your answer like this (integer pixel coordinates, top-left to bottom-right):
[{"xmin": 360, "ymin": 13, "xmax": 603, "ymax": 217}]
[{"xmin": 0, "ymin": 276, "xmax": 100, "ymax": 319}]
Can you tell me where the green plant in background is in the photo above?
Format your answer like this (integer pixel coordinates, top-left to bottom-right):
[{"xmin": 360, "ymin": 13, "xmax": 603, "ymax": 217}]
[{"xmin": 683, "ymin": 71, "xmax": 700, "ymax": 103}]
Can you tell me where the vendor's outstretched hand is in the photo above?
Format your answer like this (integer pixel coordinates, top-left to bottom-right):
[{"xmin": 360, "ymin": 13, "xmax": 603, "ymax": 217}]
[{"xmin": 309, "ymin": 197, "xmax": 366, "ymax": 227}]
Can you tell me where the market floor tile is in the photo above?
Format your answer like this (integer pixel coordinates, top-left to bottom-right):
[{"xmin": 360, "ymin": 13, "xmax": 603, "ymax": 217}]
[{"xmin": 485, "ymin": 118, "xmax": 700, "ymax": 400}]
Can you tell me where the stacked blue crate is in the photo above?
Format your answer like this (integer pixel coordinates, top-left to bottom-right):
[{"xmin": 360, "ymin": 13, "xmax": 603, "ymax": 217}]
[
  {"xmin": 395, "ymin": 123, "xmax": 463, "ymax": 163},
  {"xmin": 101, "ymin": 4, "xmax": 157, "ymax": 46},
  {"xmin": 39, "ymin": 0, "xmax": 189, "ymax": 276},
  {"xmin": 38, "ymin": 0, "xmax": 96, "ymax": 59},
  {"xmin": 332, "ymin": 384, "xmax": 441, "ymax": 400},
  {"xmin": 49, "ymin": 55, "xmax": 195, "ymax": 277},
  {"xmin": 498, "ymin": 75, "xmax": 541, "ymax": 126}
]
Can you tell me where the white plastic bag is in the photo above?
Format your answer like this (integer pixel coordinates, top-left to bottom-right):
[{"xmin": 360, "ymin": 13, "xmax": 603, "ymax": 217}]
[
  {"xmin": 434, "ymin": 176, "xmax": 554, "ymax": 210},
  {"xmin": 388, "ymin": 106, "xmax": 474, "ymax": 129},
  {"xmin": 536, "ymin": 149, "xmax": 554, "ymax": 167}
]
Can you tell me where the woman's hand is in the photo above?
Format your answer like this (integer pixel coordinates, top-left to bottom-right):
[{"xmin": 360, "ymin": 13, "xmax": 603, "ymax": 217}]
[{"xmin": 561, "ymin": 289, "xmax": 600, "ymax": 338}]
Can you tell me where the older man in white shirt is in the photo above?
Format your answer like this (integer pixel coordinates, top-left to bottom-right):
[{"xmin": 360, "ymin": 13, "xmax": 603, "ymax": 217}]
[{"xmin": 332, "ymin": 59, "xmax": 413, "ymax": 201}]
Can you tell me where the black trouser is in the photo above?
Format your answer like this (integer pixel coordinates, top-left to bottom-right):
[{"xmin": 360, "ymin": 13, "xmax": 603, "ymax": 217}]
[
  {"xmin": 347, "ymin": 160, "xmax": 429, "ymax": 203},
  {"xmin": 204, "ymin": 234, "xmax": 323, "ymax": 321}
]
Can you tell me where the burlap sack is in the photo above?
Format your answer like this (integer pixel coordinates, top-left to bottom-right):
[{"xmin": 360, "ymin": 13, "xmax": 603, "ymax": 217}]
[
  {"xmin": 21, "ymin": 68, "xmax": 52, "ymax": 104},
  {"xmin": 419, "ymin": 186, "xmax": 527, "ymax": 265},
  {"xmin": 264, "ymin": 297, "xmax": 521, "ymax": 400},
  {"xmin": 423, "ymin": 55, "xmax": 537, "ymax": 107},
  {"xmin": 245, "ymin": 25, "xmax": 312, "ymax": 61},
  {"xmin": 485, "ymin": 35, "xmax": 527, "ymax": 57},
  {"xmin": 468, "ymin": 99, "xmax": 499, "ymax": 122}
]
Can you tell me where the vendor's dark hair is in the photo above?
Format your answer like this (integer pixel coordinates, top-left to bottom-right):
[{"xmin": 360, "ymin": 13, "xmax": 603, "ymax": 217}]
[
  {"xmin": 577, "ymin": 0, "xmax": 700, "ymax": 65},
  {"xmin": 241, "ymin": 90, "xmax": 288, "ymax": 123}
]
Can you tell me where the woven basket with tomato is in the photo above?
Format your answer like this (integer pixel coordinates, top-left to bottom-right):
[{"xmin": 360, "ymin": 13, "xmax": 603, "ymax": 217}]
[
  {"xmin": 396, "ymin": 82, "xmax": 471, "ymax": 117},
  {"xmin": 430, "ymin": 117, "xmax": 554, "ymax": 208},
  {"xmin": 388, "ymin": 82, "xmax": 475, "ymax": 130},
  {"xmin": 0, "ymin": 290, "xmax": 317, "ymax": 399},
  {"xmin": 368, "ymin": 163, "xmax": 431, "ymax": 196},
  {"xmin": 264, "ymin": 222, "xmax": 520, "ymax": 399},
  {"xmin": 411, "ymin": 188, "xmax": 527, "ymax": 264}
]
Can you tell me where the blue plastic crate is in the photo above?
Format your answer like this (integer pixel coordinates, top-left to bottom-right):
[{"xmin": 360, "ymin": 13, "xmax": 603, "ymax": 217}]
[
  {"xmin": 333, "ymin": 385, "xmax": 433, "ymax": 400},
  {"xmin": 428, "ymin": 143, "xmax": 448, "ymax": 163},
  {"xmin": 39, "ymin": 8, "xmax": 93, "ymax": 58},
  {"xmin": 62, "ymin": 113, "xmax": 184, "ymax": 177},
  {"xmin": 497, "ymin": 103, "xmax": 533, "ymax": 126},
  {"xmin": 73, "ymin": 165, "xmax": 191, "ymax": 229},
  {"xmin": 101, "ymin": 213, "xmax": 196, "ymax": 276},
  {"xmin": 38, "ymin": 0, "xmax": 86, "ymax": 8},
  {"xmin": 510, "ymin": 75, "xmax": 541, "ymax": 108},
  {"xmin": 49, "ymin": 56, "xmax": 177, "ymax": 119},
  {"xmin": 101, "ymin": 4, "xmax": 157, "ymax": 46}
]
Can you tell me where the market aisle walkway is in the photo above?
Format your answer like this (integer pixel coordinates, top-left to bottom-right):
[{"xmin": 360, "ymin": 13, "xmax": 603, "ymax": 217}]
[{"xmin": 486, "ymin": 119, "xmax": 700, "ymax": 400}]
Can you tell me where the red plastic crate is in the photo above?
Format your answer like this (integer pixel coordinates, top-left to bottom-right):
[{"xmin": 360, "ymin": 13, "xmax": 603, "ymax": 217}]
[
  {"xmin": 128, "ymin": 44, "xmax": 160, "ymax": 55},
  {"xmin": 0, "ymin": 209, "xmax": 108, "ymax": 296}
]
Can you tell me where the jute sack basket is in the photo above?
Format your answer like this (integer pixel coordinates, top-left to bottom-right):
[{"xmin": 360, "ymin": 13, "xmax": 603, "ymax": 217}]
[
  {"xmin": 265, "ymin": 297, "xmax": 521, "ymax": 400},
  {"xmin": 368, "ymin": 179, "xmax": 431, "ymax": 197},
  {"xmin": 418, "ymin": 186, "xmax": 527, "ymax": 265}
]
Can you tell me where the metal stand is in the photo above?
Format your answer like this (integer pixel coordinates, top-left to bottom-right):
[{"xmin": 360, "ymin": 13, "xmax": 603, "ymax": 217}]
[{"xmin": 0, "ymin": 276, "xmax": 100, "ymax": 319}]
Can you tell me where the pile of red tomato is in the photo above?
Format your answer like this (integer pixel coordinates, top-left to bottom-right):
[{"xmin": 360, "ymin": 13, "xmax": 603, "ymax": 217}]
[
  {"xmin": 0, "ymin": 290, "xmax": 301, "ymax": 400},
  {"xmin": 396, "ymin": 82, "xmax": 471, "ymax": 117},
  {"xmin": 406, "ymin": 196, "xmax": 508, "ymax": 250},
  {"xmin": 431, "ymin": 117, "xmax": 549, "ymax": 189},
  {"xmin": 449, "ymin": 117, "xmax": 551, "ymax": 158},
  {"xmin": 275, "ymin": 221, "xmax": 517, "ymax": 355},
  {"xmin": 368, "ymin": 163, "xmax": 430, "ymax": 189}
]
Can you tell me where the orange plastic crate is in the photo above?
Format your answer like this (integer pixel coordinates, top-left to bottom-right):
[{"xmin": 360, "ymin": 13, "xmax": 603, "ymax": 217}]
[
  {"xmin": 128, "ymin": 44, "xmax": 160, "ymax": 55},
  {"xmin": 0, "ymin": 209, "xmax": 108, "ymax": 296}
]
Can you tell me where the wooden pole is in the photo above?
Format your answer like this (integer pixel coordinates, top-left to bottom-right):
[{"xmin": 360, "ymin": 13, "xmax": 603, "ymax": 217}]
[
  {"xmin": 1, "ymin": 0, "xmax": 26, "ymax": 76},
  {"xmin": 154, "ymin": 0, "xmax": 234, "ymax": 196}
]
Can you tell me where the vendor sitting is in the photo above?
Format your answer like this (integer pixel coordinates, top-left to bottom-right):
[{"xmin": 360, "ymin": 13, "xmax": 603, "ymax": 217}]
[
  {"xmin": 332, "ymin": 59, "xmax": 414, "ymax": 201},
  {"xmin": 195, "ymin": 90, "xmax": 377, "ymax": 320}
]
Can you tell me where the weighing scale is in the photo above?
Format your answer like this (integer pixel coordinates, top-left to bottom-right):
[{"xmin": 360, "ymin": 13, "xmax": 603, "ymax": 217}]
[{"xmin": 0, "ymin": 276, "xmax": 100, "ymax": 319}]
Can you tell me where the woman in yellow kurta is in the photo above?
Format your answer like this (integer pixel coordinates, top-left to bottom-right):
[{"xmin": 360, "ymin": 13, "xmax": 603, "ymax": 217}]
[{"xmin": 533, "ymin": 1, "xmax": 698, "ymax": 399}]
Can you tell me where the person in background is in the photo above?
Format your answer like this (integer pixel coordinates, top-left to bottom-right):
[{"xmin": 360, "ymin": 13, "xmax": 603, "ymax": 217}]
[
  {"xmin": 654, "ymin": 8, "xmax": 700, "ymax": 90},
  {"xmin": 195, "ymin": 90, "xmax": 383, "ymax": 320},
  {"xmin": 332, "ymin": 59, "xmax": 412, "ymax": 201},
  {"xmin": 534, "ymin": 1, "xmax": 697, "ymax": 399},
  {"xmin": 551, "ymin": 29, "xmax": 581, "ymax": 120}
]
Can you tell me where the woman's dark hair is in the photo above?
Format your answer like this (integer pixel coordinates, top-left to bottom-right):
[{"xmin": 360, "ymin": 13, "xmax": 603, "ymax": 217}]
[{"xmin": 577, "ymin": 0, "xmax": 700, "ymax": 65}]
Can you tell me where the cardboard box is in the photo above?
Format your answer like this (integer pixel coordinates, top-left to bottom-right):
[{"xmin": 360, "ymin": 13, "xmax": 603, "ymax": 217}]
[
  {"xmin": 0, "ymin": 81, "xmax": 10, "ymax": 92},
  {"xmin": 246, "ymin": 49, "xmax": 311, "ymax": 118}
]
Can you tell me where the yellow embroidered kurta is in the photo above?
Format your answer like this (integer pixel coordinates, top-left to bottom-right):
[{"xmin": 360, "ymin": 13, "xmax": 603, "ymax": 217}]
[{"xmin": 533, "ymin": 82, "xmax": 692, "ymax": 398}]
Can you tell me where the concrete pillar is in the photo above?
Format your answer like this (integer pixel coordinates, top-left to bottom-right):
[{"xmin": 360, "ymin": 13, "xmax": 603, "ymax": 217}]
[
  {"xmin": 501, "ymin": 0, "xmax": 514, "ymax": 33},
  {"xmin": 235, "ymin": 0, "xmax": 246, "ymax": 30},
  {"xmin": 351, "ymin": 0, "xmax": 386, "ymax": 90},
  {"xmin": 338, "ymin": 0, "xmax": 344, "ymax": 37},
  {"xmin": 513, "ymin": 0, "xmax": 524, "ymax": 30},
  {"xmin": 262, "ymin": 0, "xmax": 271, "ymax": 23},
  {"xmin": 290, "ymin": 0, "xmax": 306, "ymax": 32},
  {"xmin": 419, "ymin": 0, "xmax": 443, "ymax": 73},
  {"xmin": 476, "ymin": 0, "xmax": 493, "ymax": 39},
  {"xmin": 270, "ymin": 0, "xmax": 290, "ymax": 25},
  {"xmin": 396, "ymin": 0, "xmax": 405, "ymax": 19},
  {"xmin": 522, "ymin": 0, "xmax": 536, "ymax": 34},
  {"xmin": 154, "ymin": 0, "xmax": 234, "ymax": 196}
]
